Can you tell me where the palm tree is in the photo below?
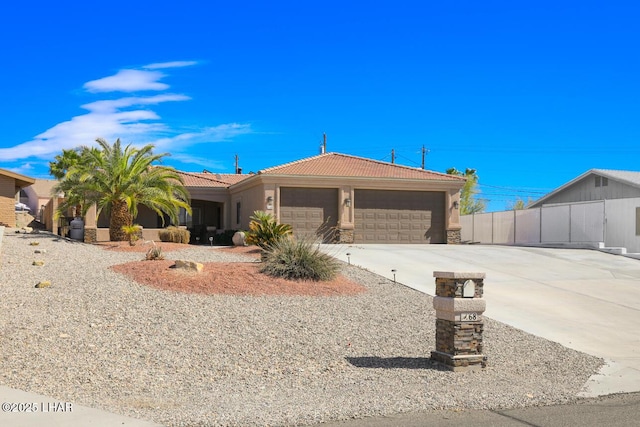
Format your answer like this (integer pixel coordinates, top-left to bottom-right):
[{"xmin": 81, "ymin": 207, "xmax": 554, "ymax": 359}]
[
  {"xmin": 53, "ymin": 138, "xmax": 191, "ymax": 241},
  {"xmin": 446, "ymin": 167, "xmax": 485, "ymax": 215}
]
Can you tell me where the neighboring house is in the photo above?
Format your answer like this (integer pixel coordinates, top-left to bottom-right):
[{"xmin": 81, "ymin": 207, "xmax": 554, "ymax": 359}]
[
  {"xmin": 58, "ymin": 152, "xmax": 467, "ymax": 244},
  {"xmin": 22, "ymin": 179, "xmax": 58, "ymax": 222},
  {"xmin": 461, "ymin": 168, "xmax": 640, "ymax": 255},
  {"xmin": 529, "ymin": 169, "xmax": 640, "ymax": 207},
  {"xmin": 0, "ymin": 168, "xmax": 36, "ymax": 227}
]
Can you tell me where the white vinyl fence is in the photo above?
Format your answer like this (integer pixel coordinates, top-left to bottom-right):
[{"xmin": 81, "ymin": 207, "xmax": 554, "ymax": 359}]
[{"xmin": 461, "ymin": 198, "xmax": 640, "ymax": 254}]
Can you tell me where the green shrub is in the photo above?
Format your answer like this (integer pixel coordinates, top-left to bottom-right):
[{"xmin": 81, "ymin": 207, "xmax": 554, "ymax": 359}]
[
  {"xmin": 246, "ymin": 210, "xmax": 292, "ymax": 250},
  {"xmin": 121, "ymin": 224, "xmax": 142, "ymax": 246},
  {"xmin": 159, "ymin": 226, "xmax": 190, "ymax": 244},
  {"xmin": 260, "ymin": 236, "xmax": 340, "ymax": 281}
]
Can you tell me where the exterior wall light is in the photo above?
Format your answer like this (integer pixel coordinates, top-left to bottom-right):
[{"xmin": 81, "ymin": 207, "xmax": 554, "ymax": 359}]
[
  {"xmin": 453, "ymin": 201, "xmax": 459, "ymax": 210},
  {"xmin": 266, "ymin": 196, "xmax": 274, "ymax": 210},
  {"xmin": 345, "ymin": 198, "xmax": 352, "ymax": 207}
]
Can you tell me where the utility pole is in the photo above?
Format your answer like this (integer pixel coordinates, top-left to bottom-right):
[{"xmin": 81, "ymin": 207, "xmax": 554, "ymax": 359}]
[
  {"xmin": 235, "ymin": 154, "xmax": 239, "ymax": 174},
  {"xmin": 391, "ymin": 149, "xmax": 395, "ymax": 164},
  {"xmin": 323, "ymin": 133, "xmax": 327, "ymax": 153},
  {"xmin": 421, "ymin": 145, "xmax": 429, "ymax": 169}
]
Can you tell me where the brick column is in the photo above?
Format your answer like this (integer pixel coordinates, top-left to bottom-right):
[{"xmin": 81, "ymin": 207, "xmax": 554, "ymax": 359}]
[{"xmin": 431, "ymin": 271, "xmax": 487, "ymax": 371}]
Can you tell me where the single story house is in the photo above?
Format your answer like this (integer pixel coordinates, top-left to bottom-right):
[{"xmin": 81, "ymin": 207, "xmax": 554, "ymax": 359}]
[
  {"xmin": 58, "ymin": 152, "xmax": 466, "ymax": 244},
  {"xmin": 462, "ymin": 168, "xmax": 640, "ymax": 253},
  {"xmin": 529, "ymin": 169, "xmax": 640, "ymax": 207},
  {"xmin": 0, "ymin": 168, "xmax": 36, "ymax": 227}
]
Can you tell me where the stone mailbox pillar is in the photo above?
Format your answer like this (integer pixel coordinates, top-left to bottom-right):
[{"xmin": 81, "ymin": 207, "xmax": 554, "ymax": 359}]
[{"xmin": 431, "ymin": 271, "xmax": 487, "ymax": 371}]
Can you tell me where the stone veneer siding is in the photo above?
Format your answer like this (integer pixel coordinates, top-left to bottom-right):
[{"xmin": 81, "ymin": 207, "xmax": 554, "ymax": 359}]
[
  {"xmin": 446, "ymin": 229, "xmax": 461, "ymax": 244},
  {"xmin": 431, "ymin": 272, "xmax": 487, "ymax": 371},
  {"xmin": 84, "ymin": 227, "xmax": 97, "ymax": 244},
  {"xmin": 337, "ymin": 228, "xmax": 354, "ymax": 244}
]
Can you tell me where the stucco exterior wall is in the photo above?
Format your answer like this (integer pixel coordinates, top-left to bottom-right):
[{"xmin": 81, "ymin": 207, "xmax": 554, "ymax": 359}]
[{"xmin": 230, "ymin": 183, "xmax": 268, "ymax": 230}]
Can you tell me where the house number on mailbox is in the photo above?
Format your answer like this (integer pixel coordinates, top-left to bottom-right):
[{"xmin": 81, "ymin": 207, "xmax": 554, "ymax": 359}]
[{"xmin": 460, "ymin": 313, "xmax": 478, "ymax": 322}]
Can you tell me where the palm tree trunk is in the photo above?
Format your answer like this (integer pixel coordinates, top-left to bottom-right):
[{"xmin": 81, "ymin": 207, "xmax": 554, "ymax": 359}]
[{"xmin": 109, "ymin": 200, "xmax": 133, "ymax": 241}]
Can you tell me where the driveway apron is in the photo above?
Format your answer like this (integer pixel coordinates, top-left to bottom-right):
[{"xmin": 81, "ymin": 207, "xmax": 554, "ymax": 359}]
[{"xmin": 320, "ymin": 243, "xmax": 640, "ymax": 396}]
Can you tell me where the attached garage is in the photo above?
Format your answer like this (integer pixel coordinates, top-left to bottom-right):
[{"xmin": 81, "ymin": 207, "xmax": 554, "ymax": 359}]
[
  {"xmin": 280, "ymin": 187, "xmax": 339, "ymax": 242},
  {"xmin": 354, "ymin": 189, "xmax": 445, "ymax": 243}
]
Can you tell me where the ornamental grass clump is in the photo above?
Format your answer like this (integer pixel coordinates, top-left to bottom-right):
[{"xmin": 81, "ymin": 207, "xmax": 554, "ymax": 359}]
[
  {"xmin": 159, "ymin": 226, "xmax": 190, "ymax": 244},
  {"xmin": 260, "ymin": 236, "xmax": 340, "ymax": 281}
]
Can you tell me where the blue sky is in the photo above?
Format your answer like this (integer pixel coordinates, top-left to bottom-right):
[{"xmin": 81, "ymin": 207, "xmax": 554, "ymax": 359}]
[{"xmin": 1, "ymin": 1, "xmax": 639, "ymax": 211}]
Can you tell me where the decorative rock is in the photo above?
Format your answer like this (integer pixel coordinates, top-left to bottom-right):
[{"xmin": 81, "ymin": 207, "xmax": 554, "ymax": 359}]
[
  {"xmin": 232, "ymin": 231, "xmax": 247, "ymax": 246},
  {"xmin": 174, "ymin": 260, "xmax": 204, "ymax": 273},
  {"xmin": 21, "ymin": 226, "xmax": 33, "ymax": 233},
  {"xmin": 32, "ymin": 260, "xmax": 45, "ymax": 266},
  {"xmin": 34, "ymin": 249, "xmax": 47, "ymax": 254},
  {"xmin": 29, "ymin": 242, "xmax": 40, "ymax": 246},
  {"xmin": 35, "ymin": 281, "xmax": 51, "ymax": 288}
]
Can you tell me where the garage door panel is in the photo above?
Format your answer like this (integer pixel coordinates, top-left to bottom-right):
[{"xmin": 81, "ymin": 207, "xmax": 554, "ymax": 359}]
[
  {"xmin": 354, "ymin": 189, "xmax": 445, "ymax": 244},
  {"xmin": 280, "ymin": 188, "xmax": 338, "ymax": 243}
]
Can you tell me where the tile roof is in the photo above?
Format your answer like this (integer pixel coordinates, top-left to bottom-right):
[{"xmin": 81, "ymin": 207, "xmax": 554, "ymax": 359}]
[
  {"xmin": 258, "ymin": 152, "xmax": 465, "ymax": 181},
  {"xmin": 176, "ymin": 171, "xmax": 251, "ymax": 188}
]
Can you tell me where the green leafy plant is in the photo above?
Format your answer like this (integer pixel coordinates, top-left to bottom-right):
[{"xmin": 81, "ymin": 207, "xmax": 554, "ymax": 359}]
[
  {"xmin": 145, "ymin": 242, "xmax": 164, "ymax": 260},
  {"xmin": 260, "ymin": 236, "xmax": 340, "ymax": 281},
  {"xmin": 52, "ymin": 138, "xmax": 191, "ymax": 242},
  {"xmin": 159, "ymin": 226, "xmax": 190, "ymax": 244},
  {"xmin": 121, "ymin": 224, "xmax": 142, "ymax": 246},
  {"xmin": 245, "ymin": 210, "xmax": 292, "ymax": 250}
]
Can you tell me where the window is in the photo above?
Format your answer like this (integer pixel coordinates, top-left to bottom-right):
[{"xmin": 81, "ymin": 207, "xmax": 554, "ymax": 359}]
[
  {"xmin": 602, "ymin": 177, "xmax": 608, "ymax": 187},
  {"xmin": 636, "ymin": 207, "xmax": 640, "ymax": 236},
  {"xmin": 595, "ymin": 176, "xmax": 601, "ymax": 187},
  {"xmin": 236, "ymin": 201, "xmax": 241, "ymax": 225}
]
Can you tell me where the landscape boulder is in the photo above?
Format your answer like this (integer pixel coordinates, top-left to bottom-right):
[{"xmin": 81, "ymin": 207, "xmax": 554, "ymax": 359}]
[{"xmin": 174, "ymin": 260, "xmax": 204, "ymax": 273}]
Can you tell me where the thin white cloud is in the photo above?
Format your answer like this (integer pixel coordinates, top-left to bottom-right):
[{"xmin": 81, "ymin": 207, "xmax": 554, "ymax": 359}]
[
  {"xmin": 84, "ymin": 69, "xmax": 168, "ymax": 93},
  {"xmin": 150, "ymin": 124, "xmax": 253, "ymax": 152},
  {"xmin": 168, "ymin": 153, "xmax": 228, "ymax": 170},
  {"xmin": 144, "ymin": 61, "xmax": 198, "ymax": 70},
  {"xmin": 0, "ymin": 62, "xmax": 253, "ymax": 170},
  {"xmin": 6, "ymin": 162, "xmax": 35, "ymax": 175},
  {"xmin": 82, "ymin": 94, "xmax": 190, "ymax": 114}
]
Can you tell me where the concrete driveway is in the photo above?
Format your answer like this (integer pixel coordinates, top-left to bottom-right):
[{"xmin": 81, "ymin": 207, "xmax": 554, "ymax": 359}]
[{"xmin": 320, "ymin": 244, "xmax": 640, "ymax": 397}]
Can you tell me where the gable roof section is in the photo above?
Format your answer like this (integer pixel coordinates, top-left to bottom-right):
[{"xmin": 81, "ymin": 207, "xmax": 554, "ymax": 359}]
[
  {"xmin": 258, "ymin": 152, "xmax": 465, "ymax": 181},
  {"xmin": 176, "ymin": 171, "xmax": 251, "ymax": 188},
  {"xmin": 530, "ymin": 169, "xmax": 640, "ymax": 207},
  {"xmin": 0, "ymin": 168, "xmax": 36, "ymax": 188}
]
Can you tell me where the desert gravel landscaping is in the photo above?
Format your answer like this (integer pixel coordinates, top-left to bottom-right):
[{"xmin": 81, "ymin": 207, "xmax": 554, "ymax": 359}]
[{"xmin": 0, "ymin": 230, "xmax": 603, "ymax": 426}]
